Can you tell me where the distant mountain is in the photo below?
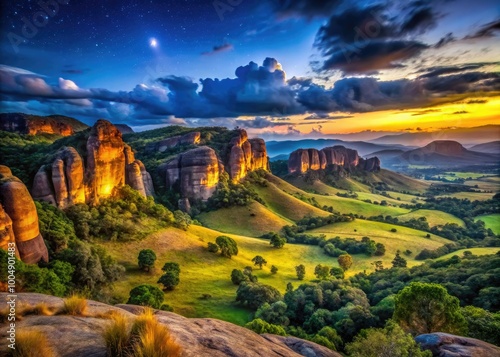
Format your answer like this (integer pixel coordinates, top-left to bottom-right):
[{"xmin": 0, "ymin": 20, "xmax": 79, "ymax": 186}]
[
  {"xmin": 469, "ymin": 141, "xmax": 500, "ymax": 154},
  {"xmin": 370, "ymin": 125, "xmax": 500, "ymax": 146},
  {"xmin": 399, "ymin": 140, "xmax": 499, "ymax": 167},
  {"xmin": 0, "ymin": 112, "xmax": 88, "ymax": 136},
  {"xmin": 270, "ymin": 154, "xmax": 289, "ymax": 162},
  {"xmin": 365, "ymin": 149, "xmax": 406, "ymax": 167},
  {"xmin": 266, "ymin": 139, "xmax": 412, "ymax": 158}
]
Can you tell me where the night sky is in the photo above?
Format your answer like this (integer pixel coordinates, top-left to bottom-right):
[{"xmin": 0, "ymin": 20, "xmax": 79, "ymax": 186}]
[{"xmin": 0, "ymin": 0, "xmax": 499, "ymax": 137}]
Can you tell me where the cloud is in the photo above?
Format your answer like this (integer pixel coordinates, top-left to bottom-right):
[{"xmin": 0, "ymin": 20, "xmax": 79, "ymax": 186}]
[
  {"xmin": 235, "ymin": 116, "xmax": 286, "ymax": 129},
  {"xmin": 452, "ymin": 110, "xmax": 469, "ymax": 115},
  {"xmin": 433, "ymin": 33, "xmax": 455, "ymax": 48},
  {"xmin": 464, "ymin": 19, "xmax": 500, "ymax": 39},
  {"xmin": 201, "ymin": 43, "xmax": 234, "ymax": 56},
  {"xmin": 304, "ymin": 113, "xmax": 353, "ymax": 120},
  {"xmin": 411, "ymin": 109, "xmax": 441, "ymax": 116},
  {"xmin": 466, "ymin": 99, "xmax": 488, "ymax": 104}
]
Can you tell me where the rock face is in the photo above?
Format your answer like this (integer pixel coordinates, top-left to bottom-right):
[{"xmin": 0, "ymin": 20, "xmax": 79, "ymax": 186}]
[
  {"xmin": 164, "ymin": 146, "xmax": 221, "ymax": 201},
  {"xmin": 288, "ymin": 146, "xmax": 380, "ymax": 174},
  {"xmin": 0, "ymin": 293, "xmax": 341, "ymax": 357},
  {"xmin": 0, "ymin": 113, "xmax": 86, "ymax": 136},
  {"xmin": 32, "ymin": 120, "xmax": 154, "ymax": 207},
  {"xmin": 114, "ymin": 124, "xmax": 134, "ymax": 134},
  {"xmin": 147, "ymin": 131, "xmax": 201, "ymax": 152},
  {"xmin": 0, "ymin": 166, "xmax": 49, "ymax": 264},
  {"xmin": 415, "ymin": 333, "xmax": 500, "ymax": 357},
  {"xmin": 228, "ymin": 130, "xmax": 270, "ymax": 182}
]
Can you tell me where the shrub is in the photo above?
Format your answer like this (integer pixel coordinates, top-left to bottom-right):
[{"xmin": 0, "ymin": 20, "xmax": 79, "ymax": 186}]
[
  {"xmin": 390, "ymin": 228, "xmax": 397, "ymax": 232},
  {"xmin": 128, "ymin": 285, "xmax": 165, "ymax": 309},
  {"xmin": 215, "ymin": 236, "xmax": 238, "ymax": 258},
  {"xmin": 207, "ymin": 242, "xmax": 219, "ymax": 253},
  {"xmin": 245, "ymin": 318, "xmax": 286, "ymax": 336},
  {"xmin": 157, "ymin": 271, "xmax": 180, "ymax": 291},
  {"xmin": 295, "ymin": 264, "xmax": 306, "ymax": 280},
  {"xmin": 138, "ymin": 249, "xmax": 157, "ymax": 272},
  {"xmin": 60, "ymin": 295, "xmax": 87, "ymax": 316},
  {"xmin": 10, "ymin": 330, "xmax": 56, "ymax": 357},
  {"xmin": 19, "ymin": 303, "xmax": 54, "ymax": 317},
  {"xmin": 271, "ymin": 265, "xmax": 278, "ymax": 274},
  {"xmin": 231, "ymin": 269, "xmax": 247, "ymax": 285}
]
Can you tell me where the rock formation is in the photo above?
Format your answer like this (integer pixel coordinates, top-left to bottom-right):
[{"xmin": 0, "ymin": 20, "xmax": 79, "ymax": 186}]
[
  {"xmin": 288, "ymin": 146, "xmax": 380, "ymax": 174},
  {"xmin": 0, "ymin": 293, "xmax": 341, "ymax": 357},
  {"xmin": 32, "ymin": 120, "xmax": 154, "ymax": 207},
  {"xmin": 163, "ymin": 146, "xmax": 221, "ymax": 201},
  {"xmin": 415, "ymin": 333, "xmax": 500, "ymax": 357},
  {"xmin": 227, "ymin": 130, "xmax": 270, "ymax": 182},
  {"xmin": 0, "ymin": 166, "xmax": 49, "ymax": 264},
  {"xmin": 114, "ymin": 124, "xmax": 134, "ymax": 134},
  {"xmin": 0, "ymin": 113, "xmax": 87, "ymax": 136},
  {"xmin": 147, "ymin": 131, "xmax": 201, "ymax": 152}
]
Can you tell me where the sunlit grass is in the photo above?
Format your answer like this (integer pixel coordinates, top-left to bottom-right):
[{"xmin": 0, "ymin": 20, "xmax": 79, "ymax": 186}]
[
  {"xmin": 59, "ymin": 295, "xmax": 87, "ymax": 316},
  {"xmin": 9, "ymin": 330, "xmax": 56, "ymax": 357}
]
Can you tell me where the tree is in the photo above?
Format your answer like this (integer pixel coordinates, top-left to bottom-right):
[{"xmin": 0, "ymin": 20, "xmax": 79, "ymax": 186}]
[
  {"xmin": 245, "ymin": 319, "xmax": 286, "ymax": 336},
  {"xmin": 236, "ymin": 282, "xmax": 282, "ymax": 310},
  {"xmin": 207, "ymin": 242, "xmax": 219, "ymax": 253},
  {"xmin": 392, "ymin": 250, "xmax": 407, "ymax": 268},
  {"xmin": 329, "ymin": 267, "xmax": 344, "ymax": 279},
  {"xmin": 311, "ymin": 326, "xmax": 343, "ymax": 351},
  {"xmin": 252, "ymin": 255, "xmax": 267, "ymax": 269},
  {"xmin": 161, "ymin": 262, "xmax": 180, "ymax": 274},
  {"xmin": 314, "ymin": 264, "xmax": 330, "ymax": 280},
  {"xmin": 338, "ymin": 254, "xmax": 353, "ymax": 271},
  {"xmin": 346, "ymin": 320, "xmax": 432, "ymax": 357},
  {"xmin": 138, "ymin": 249, "xmax": 156, "ymax": 272},
  {"xmin": 393, "ymin": 282, "xmax": 467, "ymax": 335},
  {"xmin": 295, "ymin": 264, "xmax": 306, "ymax": 280},
  {"xmin": 271, "ymin": 265, "xmax": 278, "ymax": 274},
  {"xmin": 371, "ymin": 261, "xmax": 384, "ymax": 271},
  {"xmin": 375, "ymin": 243, "xmax": 386, "ymax": 256},
  {"xmin": 462, "ymin": 306, "xmax": 500, "ymax": 346},
  {"xmin": 127, "ymin": 284, "xmax": 164, "ymax": 309},
  {"xmin": 216, "ymin": 236, "xmax": 238, "ymax": 258},
  {"xmin": 173, "ymin": 210, "xmax": 191, "ymax": 230},
  {"xmin": 157, "ymin": 271, "xmax": 180, "ymax": 290},
  {"xmin": 231, "ymin": 269, "xmax": 247, "ymax": 285},
  {"xmin": 269, "ymin": 233, "xmax": 286, "ymax": 248}
]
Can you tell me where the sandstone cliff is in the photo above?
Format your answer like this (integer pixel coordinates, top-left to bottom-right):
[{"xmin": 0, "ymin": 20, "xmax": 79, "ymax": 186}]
[
  {"xmin": 0, "ymin": 293, "xmax": 341, "ymax": 357},
  {"xmin": 288, "ymin": 146, "xmax": 380, "ymax": 174},
  {"xmin": 227, "ymin": 130, "xmax": 270, "ymax": 182},
  {"xmin": 0, "ymin": 113, "xmax": 88, "ymax": 136},
  {"xmin": 0, "ymin": 166, "xmax": 49, "ymax": 264},
  {"xmin": 32, "ymin": 120, "xmax": 154, "ymax": 207},
  {"xmin": 147, "ymin": 131, "xmax": 201, "ymax": 152}
]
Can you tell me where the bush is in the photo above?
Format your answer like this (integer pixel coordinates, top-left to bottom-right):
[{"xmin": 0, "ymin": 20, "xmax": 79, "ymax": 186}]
[
  {"xmin": 236, "ymin": 282, "xmax": 282, "ymax": 310},
  {"xmin": 157, "ymin": 271, "xmax": 180, "ymax": 291},
  {"xmin": 127, "ymin": 285, "xmax": 165, "ymax": 309},
  {"xmin": 245, "ymin": 318, "xmax": 286, "ymax": 336},
  {"xmin": 10, "ymin": 330, "xmax": 56, "ymax": 357},
  {"xmin": 207, "ymin": 242, "xmax": 219, "ymax": 253},
  {"xmin": 271, "ymin": 265, "xmax": 278, "ymax": 274},
  {"xmin": 231, "ymin": 269, "xmax": 247, "ymax": 285},
  {"xmin": 138, "ymin": 249, "xmax": 157, "ymax": 272},
  {"xmin": 295, "ymin": 264, "xmax": 306, "ymax": 280},
  {"xmin": 216, "ymin": 236, "xmax": 238, "ymax": 258}
]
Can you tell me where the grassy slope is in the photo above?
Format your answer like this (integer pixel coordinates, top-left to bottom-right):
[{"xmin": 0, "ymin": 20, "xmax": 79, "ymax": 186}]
[
  {"xmin": 308, "ymin": 219, "xmax": 451, "ymax": 272},
  {"xmin": 364, "ymin": 169, "xmax": 431, "ymax": 193},
  {"xmin": 475, "ymin": 214, "xmax": 500, "ymax": 235},
  {"xmin": 437, "ymin": 247, "xmax": 500, "ymax": 260},
  {"xmin": 437, "ymin": 192, "xmax": 495, "ymax": 201},
  {"xmin": 100, "ymin": 225, "xmax": 344, "ymax": 325},
  {"xmin": 197, "ymin": 202, "xmax": 291, "ymax": 237},
  {"xmin": 398, "ymin": 209, "xmax": 465, "ymax": 227}
]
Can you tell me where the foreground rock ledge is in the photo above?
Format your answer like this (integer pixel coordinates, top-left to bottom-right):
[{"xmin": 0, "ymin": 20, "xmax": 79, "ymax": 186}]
[{"xmin": 0, "ymin": 293, "xmax": 340, "ymax": 357}]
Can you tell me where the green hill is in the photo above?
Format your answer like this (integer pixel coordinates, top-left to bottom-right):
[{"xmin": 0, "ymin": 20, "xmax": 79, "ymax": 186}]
[
  {"xmin": 398, "ymin": 209, "xmax": 465, "ymax": 227},
  {"xmin": 475, "ymin": 213, "xmax": 500, "ymax": 235}
]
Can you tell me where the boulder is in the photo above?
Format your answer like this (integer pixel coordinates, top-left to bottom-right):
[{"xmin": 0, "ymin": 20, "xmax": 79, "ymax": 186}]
[
  {"xmin": 0, "ymin": 204, "xmax": 18, "ymax": 258},
  {"xmin": 288, "ymin": 149, "xmax": 310, "ymax": 174},
  {"xmin": 0, "ymin": 293, "xmax": 342, "ymax": 357},
  {"xmin": 0, "ymin": 166, "xmax": 49, "ymax": 264},
  {"xmin": 124, "ymin": 145, "xmax": 155, "ymax": 197},
  {"xmin": 415, "ymin": 333, "xmax": 500, "ymax": 357}
]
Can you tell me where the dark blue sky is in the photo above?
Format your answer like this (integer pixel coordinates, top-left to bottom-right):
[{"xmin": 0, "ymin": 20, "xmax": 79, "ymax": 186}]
[{"xmin": 0, "ymin": 0, "xmax": 499, "ymax": 134}]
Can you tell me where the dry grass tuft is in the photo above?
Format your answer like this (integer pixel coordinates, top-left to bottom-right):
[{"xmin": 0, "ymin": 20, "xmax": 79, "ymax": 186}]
[
  {"xmin": 9, "ymin": 330, "xmax": 56, "ymax": 357},
  {"xmin": 59, "ymin": 295, "xmax": 87, "ymax": 316},
  {"xmin": 131, "ymin": 318, "xmax": 182, "ymax": 357},
  {"xmin": 19, "ymin": 302, "xmax": 54, "ymax": 317},
  {"xmin": 102, "ymin": 313, "xmax": 131, "ymax": 357}
]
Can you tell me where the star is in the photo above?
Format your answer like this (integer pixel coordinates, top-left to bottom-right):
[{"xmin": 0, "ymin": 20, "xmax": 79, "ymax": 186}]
[{"xmin": 149, "ymin": 38, "xmax": 158, "ymax": 48}]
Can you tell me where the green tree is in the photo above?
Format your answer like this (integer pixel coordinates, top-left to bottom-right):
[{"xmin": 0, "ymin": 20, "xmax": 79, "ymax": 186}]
[
  {"xmin": 311, "ymin": 326, "xmax": 343, "ymax": 351},
  {"xmin": 137, "ymin": 249, "xmax": 157, "ymax": 272},
  {"xmin": 231, "ymin": 269, "xmax": 247, "ymax": 285},
  {"xmin": 127, "ymin": 284, "xmax": 164, "ymax": 309},
  {"xmin": 216, "ymin": 236, "xmax": 238, "ymax": 258},
  {"xmin": 271, "ymin": 265, "xmax": 278, "ymax": 274},
  {"xmin": 314, "ymin": 264, "xmax": 330, "ymax": 280},
  {"xmin": 173, "ymin": 210, "xmax": 191, "ymax": 230},
  {"xmin": 337, "ymin": 254, "xmax": 353, "ymax": 271},
  {"xmin": 392, "ymin": 250, "xmax": 407, "ymax": 268},
  {"xmin": 245, "ymin": 319, "xmax": 286, "ymax": 336},
  {"xmin": 157, "ymin": 271, "xmax": 180, "ymax": 290},
  {"xmin": 329, "ymin": 267, "xmax": 344, "ymax": 279},
  {"xmin": 252, "ymin": 255, "xmax": 267, "ymax": 269},
  {"xmin": 346, "ymin": 320, "xmax": 432, "ymax": 357},
  {"xmin": 269, "ymin": 233, "xmax": 286, "ymax": 248},
  {"xmin": 295, "ymin": 264, "xmax": 306, "ymax": 280},
  {"xmin": 207, "ymin": 242, "xmax": 219, "ymax": 253},
  {"xmin": 462, "ymin": 306, "xmax": 500, "ymax": 346},
  {"xmin": 236, "ymin": 282, "xmax": 282, "ymax": 310},
  {"xmin": 161, "ymin": 262, "xmax": 180, "ymax": 274},
  {"xmin": 393, "ymin": 282, "xmax": 467, "ymax": 335}
]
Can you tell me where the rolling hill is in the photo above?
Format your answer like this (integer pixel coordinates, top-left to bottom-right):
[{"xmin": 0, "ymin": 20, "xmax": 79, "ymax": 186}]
[{"xmin": 469, "ymin": 140, "xmax": 500, "ymax": 154}]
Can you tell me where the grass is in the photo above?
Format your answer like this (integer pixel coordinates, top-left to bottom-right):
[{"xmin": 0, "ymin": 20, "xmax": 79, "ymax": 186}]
[
  {"xmin": 59, "ymin": 295, "xmax": 87, "ymax": 316},
  {"xmin": 9, "ymin": 330, "xmax": 56, "ymax": 357},
  {"xmin": 436, "ymin": 247, "xmax": 500, "ymax": 260},
  {"xmin": 308, "ymin": 219, "xmax": 451, "ymax": 273},
  {"xmin": 103, "ymin": 313, "xmax": 131, "ymax": 357},
  {"xmin": 437, "ymin": 192, "xmax": 495, "ymax": 201},
  {"xmin": 475, "ymin": 213, "xmax": 500, "ymax": 235},
  {"xmin": 398, "ymin": 209, "xmax": 465, "ymax": 227},
  {"xmin": 197, "ymin": 201, "xmax": 291, "ymax": 237}
]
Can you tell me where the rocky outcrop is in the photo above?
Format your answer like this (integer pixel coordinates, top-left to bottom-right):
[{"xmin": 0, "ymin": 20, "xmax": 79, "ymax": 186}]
[
  {"xmin": 288, "ymin": 146, "xmax": 380, "ymax": 174},
  {"xmin": 228, "ymin": 130, "xmax": 270, "ymax": 182},
  {"xmin": 0, "ymin": 113, "xmax": 87, "ymax": 136},
  {"xmin": 163, "ymin": 146, "xmax": 221, "ymax": 201},
  {"xmin": 147, "ymin": 131, "xmax": 201, "ymax": 152},
  {"xmin": 115, "ymin": 124, "xmax": 134, "ymax": 134},
  {"xmin": 415, "ymin": 333, "xmax": 500, "ymax": 357},
  {"xmin": 0, "ymin": 166, "xmax": 49, "ymax": 264},
  {"xmin": 32, "ymin": 120, "xmax": 154, "ymax": 207},
  {"xmin": 0, "ymin": 293, "xmax": 341, "ymax": 357}
]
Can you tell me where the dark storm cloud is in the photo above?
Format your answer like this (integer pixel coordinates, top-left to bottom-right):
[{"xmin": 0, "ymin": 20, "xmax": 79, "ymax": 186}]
[
  {"xmin": 235, "ymin": 116, "xmax": 285, "ymax": 129},
  {"xmin": 304, "ymin": 113, "xmax": 353, "ymax": 120},
  {"xmin": 201, "ymin": 43, "xmax": 234, "ymax": 56},
  {"xmin": 417, "ymin": 63, "xmax": 491, "ymax": 79},
  {"xmin": 434, "ymin": 33, "xmax": 455, "ymax": 48},
  {"xmin": 423, "ymin": 71, "xmax": 500, "ymax": 93}
]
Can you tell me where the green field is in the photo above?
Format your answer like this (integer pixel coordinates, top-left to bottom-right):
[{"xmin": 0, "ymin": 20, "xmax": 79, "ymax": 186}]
[
  {"xmin": 475, "ymin": 214, "xmax": 500, "ymax": 235},
  {"xmin": 437, "ymin": 247, "xmax": 500, "ymax": 260},
  {"xmin": 398, "ymin": 209, "xmax": 465, "ymax": 227},
  {"xmin": 438, "ymin": 192, "xmax": 495, "ymax": 201}
]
